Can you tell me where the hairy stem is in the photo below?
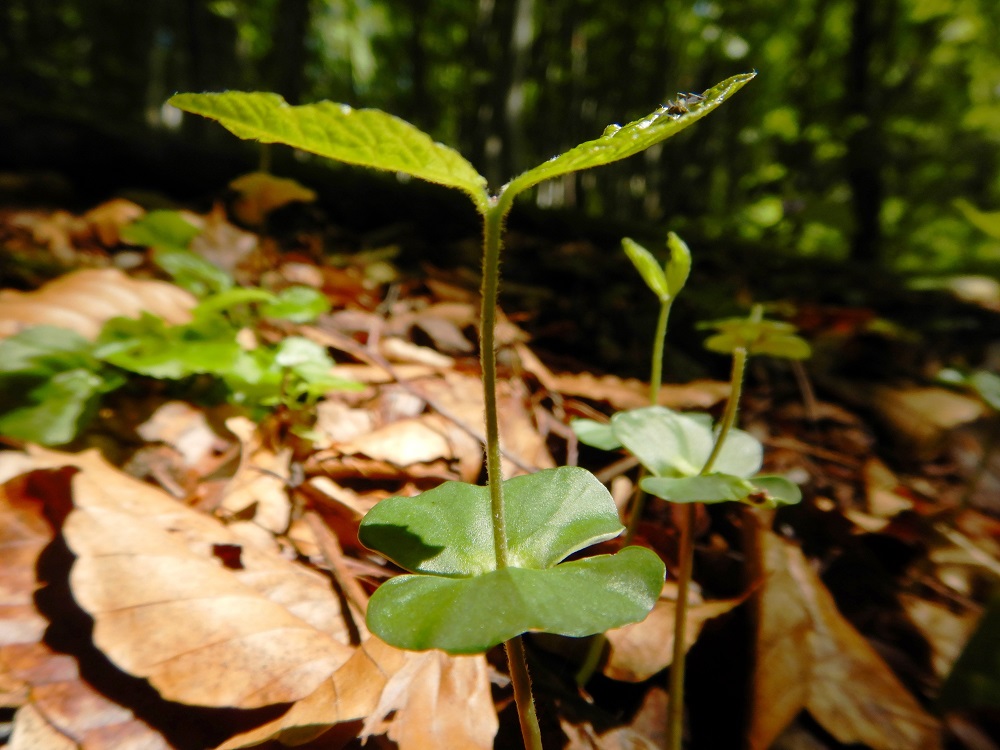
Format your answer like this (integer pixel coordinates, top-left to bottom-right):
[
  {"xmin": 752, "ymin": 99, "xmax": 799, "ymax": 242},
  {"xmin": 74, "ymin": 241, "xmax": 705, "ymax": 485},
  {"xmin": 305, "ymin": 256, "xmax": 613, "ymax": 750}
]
[
  {"xmin": 482, "ymin": 195, "xmax": 543, "ymax": 749},
  {"xmin": 666, "ymin": 342, "xmax": 749, "ymax": 750},
  {"xmin": 481, "ymin": 200, "xmax": 509, "ymax": 569},
  {"xmin": 507, "ymin": 636, "xmax": 544, "ymax": 750}
]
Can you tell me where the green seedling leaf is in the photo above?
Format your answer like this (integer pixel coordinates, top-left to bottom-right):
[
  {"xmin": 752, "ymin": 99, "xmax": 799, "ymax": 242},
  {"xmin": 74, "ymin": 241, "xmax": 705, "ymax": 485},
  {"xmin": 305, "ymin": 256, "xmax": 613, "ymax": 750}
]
[
  {"xmin": 700, "ymin": 317, "xmax": 811, "ymax": 359},
  {"xmin": 261, "ymin": 286, "xmax": 331, "ymax": 322},
  {"xmin": 359, "ymin": 466, "xmax": 625, "ymax": 576},
  {"xmin": 367, "ymin": 547, "xmax": 664, "ymax": 653},
  {"xmin": 611, "ymin": 406, "xmax": 763, "ymax": 478},
  {"xmin": 570, "ymin": 418, "xmax": 623, "ymax": 451},
  {"xmin": 503, "ymin": 73, "xmax": 755, "ymax": 201},
  {"xmin": 153, "ymin": 248, "xmax": 233, "ymax": 296},
  {"xmin": 641, "ymin": 473, "xmax": 801, "ymax": 508},
  {"xmin": 121, "ymin": 210, "xmax": 202, "ymax": 250},
  {"xmin": 622, "ymin": 238, "xmax": 669, "ymax": 300},
  {"xmin": 664, "ymin": 231, "xmax": 692, "ymax": 298},
  {"xmin": 0, "ymin": 369, "xmax": 108, "ymax": 444},
  {"xmin": 169, "ymin": 92, "xmax": 490, "ymax": 211}
]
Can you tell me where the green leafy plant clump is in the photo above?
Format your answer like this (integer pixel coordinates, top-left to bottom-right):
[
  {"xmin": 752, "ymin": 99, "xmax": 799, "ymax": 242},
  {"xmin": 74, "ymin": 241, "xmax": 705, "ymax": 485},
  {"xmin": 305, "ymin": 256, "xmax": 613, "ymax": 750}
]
[
  {"xmin": 169, "ymin": 72, "xmax": 755, "ymax": 749},
  {"xmin": 0, "ymin": 210, "xmax": 356, "ymax": 446}
]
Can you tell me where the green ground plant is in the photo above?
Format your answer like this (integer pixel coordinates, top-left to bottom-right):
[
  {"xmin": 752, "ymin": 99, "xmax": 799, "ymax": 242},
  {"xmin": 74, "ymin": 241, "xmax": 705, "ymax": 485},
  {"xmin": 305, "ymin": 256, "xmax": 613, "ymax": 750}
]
[
  {"xmin": 573, "ymin": 236, "xmax": 808, "ymax": 748},
  {"xmin": 170, "ymin": 72, "xmax": 754, "ymax": 749},
  {"xmin": 0, "ymin": 210, "xmax": 352, "ymax": 445}
]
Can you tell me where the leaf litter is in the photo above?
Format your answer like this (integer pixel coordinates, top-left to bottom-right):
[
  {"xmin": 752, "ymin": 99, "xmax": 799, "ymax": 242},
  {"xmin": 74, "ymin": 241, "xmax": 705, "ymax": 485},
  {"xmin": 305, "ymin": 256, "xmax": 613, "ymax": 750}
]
[{"xmin": 0, "ymin": 196, "xmax": 998, "ymax": 748}]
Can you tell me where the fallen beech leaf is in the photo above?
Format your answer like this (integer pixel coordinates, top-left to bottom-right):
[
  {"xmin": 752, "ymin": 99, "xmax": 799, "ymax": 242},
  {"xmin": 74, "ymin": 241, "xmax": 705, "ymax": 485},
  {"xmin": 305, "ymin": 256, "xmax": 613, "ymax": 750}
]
[
  {"xmin": 749, "ymin": 525, "xmax": 942, "ymax": 750},
  {"xmin": 189, "ymin": 204, "xmax": 258, "ymax": 273},
  {"xmin": 360, "ymin": 647, "xmax": 497, "ymax": 750},
  {"xmin": 82, "ymin": 198, "xmax": 145, "ymax": 247},
  {"xmin": 603, "ymin": 585, "xmax": 744, "ymax": 682},
  {"xmin": 229, "ymin": 172, "xmax": 317, "ymax": 226},
  {"xmin": 543, "ymin": 370, "xmax": 729, "ymax": 412},
  {"xmin": 27, "ymin": 447, "xmax": 354, "ymax": 709},
  {"xmin": 136, "ymin": 400, "xmax": 225, "ymax": 467},
  {"xmin": 379, "ymin": 336, "xmax": 455, "ymax": 367},
  {"xmin": 0, "ymin": 268, "xmax": 196, "ymax": 340},
  {"xmin": 899, "ymin": 594, "xmax": 979, "ymax": 679},
  {"xmin": 1, "ymin": 470, "xmax": 170, "ymax": 749},
  {"xmin": 221, "ymin": 417, "xmax": 293, "ymax": 534},
  {"xmin": 217, "ymin": 637, "xmax": 409, "ymax": 749}
]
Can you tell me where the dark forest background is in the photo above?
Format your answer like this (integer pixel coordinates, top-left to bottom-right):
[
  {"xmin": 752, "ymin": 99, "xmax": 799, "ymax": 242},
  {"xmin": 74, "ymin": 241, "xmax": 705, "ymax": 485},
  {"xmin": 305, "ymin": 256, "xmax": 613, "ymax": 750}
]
[{"xmin": 2, "ymin": 0, "xmax": 1000, "ymax": 279}]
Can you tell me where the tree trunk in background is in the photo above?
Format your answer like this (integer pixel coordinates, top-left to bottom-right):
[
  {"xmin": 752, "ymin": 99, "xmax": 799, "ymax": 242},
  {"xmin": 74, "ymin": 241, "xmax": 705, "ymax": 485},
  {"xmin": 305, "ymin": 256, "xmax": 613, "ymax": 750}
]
[
  {"xmin": 845, "ymin": 0, "xmax": 884, "ymax": 263},
  {"xmin": 263, "ymin": 0, "xmax": 312, "ymax": 104}
]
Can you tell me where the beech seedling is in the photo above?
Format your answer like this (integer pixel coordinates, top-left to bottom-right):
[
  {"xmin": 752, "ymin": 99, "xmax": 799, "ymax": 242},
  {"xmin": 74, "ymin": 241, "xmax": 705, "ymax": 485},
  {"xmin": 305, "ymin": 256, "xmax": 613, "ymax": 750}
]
[{"xmin": 170, "ymin": 72, "xmax": 754, "ymax": 749}]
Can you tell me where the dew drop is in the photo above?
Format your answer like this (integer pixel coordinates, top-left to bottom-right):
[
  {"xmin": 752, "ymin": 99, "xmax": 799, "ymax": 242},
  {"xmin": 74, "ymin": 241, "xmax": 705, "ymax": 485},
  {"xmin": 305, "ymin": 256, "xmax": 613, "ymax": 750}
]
[{"xmin": 602, "ymin": 123, "xmax": 621, "ymax": 137}]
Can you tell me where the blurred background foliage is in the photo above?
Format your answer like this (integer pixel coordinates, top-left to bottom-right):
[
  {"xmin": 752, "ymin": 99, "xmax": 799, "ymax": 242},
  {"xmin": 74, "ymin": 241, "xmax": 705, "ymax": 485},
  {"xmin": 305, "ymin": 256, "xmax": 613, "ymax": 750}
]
[{"xmin": 2, "ymin": 0, "xmax": 1000, "ymax": 278}]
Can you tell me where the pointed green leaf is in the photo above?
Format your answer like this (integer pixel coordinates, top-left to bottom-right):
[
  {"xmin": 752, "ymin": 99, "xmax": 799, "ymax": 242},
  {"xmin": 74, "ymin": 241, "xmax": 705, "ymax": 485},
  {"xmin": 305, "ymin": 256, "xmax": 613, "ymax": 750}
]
[
  {"xmin": 622, "ymin": 238, "xmax": 669, "ymax": 300},
  {"xmin": 502, "ymin": 73, "xmax": 755, "ymax": 202},
  {"xmin": 366, "ymin": 547, "xmax": 664, "ymax": 653},
  {"xmin": 665, "ymin": 231, "xmax": 692, "ymax": 298},
  {"xmin": 261, "ymin": 286, "xmax": 331, "ymax": 322},
  {"xmin": 570, "ymin": 418, "xmax": 623, "ymax": 451},
  {"xmin": 169, "ymin": 92, "xmax": 490, "ymax": 211},
  {"xmin": 153, "ymin": 248, "xmax": 233, "ymax": 296},
  {"xmin": 954, "ymin": 198, "xmax": 1000, "ymax": 241},
  {"xmin": 359, "ymin": 467, "xmax": 624, "ymax": 577}
]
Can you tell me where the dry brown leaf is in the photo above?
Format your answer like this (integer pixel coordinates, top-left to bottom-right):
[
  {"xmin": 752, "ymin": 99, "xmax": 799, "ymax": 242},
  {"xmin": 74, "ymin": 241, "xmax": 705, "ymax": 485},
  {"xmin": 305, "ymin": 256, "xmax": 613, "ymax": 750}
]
[
  {"xmin": 188, "ymin": 205, "xmax": 258, "ymax": 274},
  {"xmin": 229, "ymin": 172, "xmax": 317, "ymax": 226},
  {"xmin": 867, "ymin": 384, "xmax": 984, "ymax": 460},
  {"xmin": 2, "ymin": 470, "xmax": 170, "ymax": 749},
  {"xmin": 749, "ymin": 524, "xmax": 942, "ymax": 750},
  {"xmin": 136, "ymin": 400, "xmax": 226, "ymax": 467},
  {"xmin": 0, "ymin": 268, "xmax": 196, "ymax": 340},
  {"xmin": 603, "ymin": 585, "xmax": 745, "ymax": 682},
  {"xmin": 899, "ymin": 594, "xmax": 979, "ymax": 679},
  {"xmin": 360, "ymin": 647, "xmax": 497, "ymax": 750},
  {"xmin": 25, "ymin": 447, "xmax": 355, "ymax": 709},
  {"xmin": 220, "ymin": 417, "xmax": 293, "ymax": 534},
  {"xmin": 82, "ymin": 198, "xmax": 145, "ymax": 247},
  {"xmin": 544, "ymin": 370, "xmax": 729, "ymax": 412}
]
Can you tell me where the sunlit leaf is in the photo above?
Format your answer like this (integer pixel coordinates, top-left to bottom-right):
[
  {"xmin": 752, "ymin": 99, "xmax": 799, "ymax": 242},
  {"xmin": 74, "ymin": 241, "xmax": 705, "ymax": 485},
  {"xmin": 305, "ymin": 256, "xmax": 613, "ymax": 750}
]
[
  {"xmin": 359, "ymin": 467, "xmax": 625, "ymax": 576},
  {"xmin": 701, "ymin": 317, "xmax": 811, "ymax": 359},
  {"xmin": 665, "ymin": 231, "xmax": 692, "ymax": 298},
  {"xmin": 503, "ymin": 73, "xmax": 755, "ymax": 201},
  {"xmin": 622, "ymin": 238, "xmax": 669, "ymax": 300},
  {"xmin": 0, "ymin": 369, "xmax": 107, "ymax": 445},
  {"xmin": 570, "ymin": 418, "xmax": 623, "ymax": 451},
  {"xmin": 954, "ymin": 197, "xmax": 1000, "ymax": 240},
  {"xmin": 366, "ymin": 548, "xmax": 664, "ymax": 653},
  {"xmin": 169, "ymin": 92, "xmax": 490, "ymax": 211},
  {"xmin": 153, "ymin": 248, "xmax": 232, "ymax": 296},
  {"xmin": 611, "ymin": 406, "xmax": 763, "ymax": 478}
]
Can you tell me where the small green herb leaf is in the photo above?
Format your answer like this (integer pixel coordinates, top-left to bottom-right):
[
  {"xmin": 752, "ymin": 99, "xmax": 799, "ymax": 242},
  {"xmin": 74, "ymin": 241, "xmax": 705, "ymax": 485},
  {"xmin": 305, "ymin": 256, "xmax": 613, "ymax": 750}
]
[
  {"xmin": 366, "ymin": 547, "xmax": 664, "ymax": 653},
  {"xmin": 153, "ymin": 248, "xmax": 232, "ymax": 296},
  {"xmin": 502, "ymin": 72, "xmax": 755, "ymax": 202},
  {"xmin": 0, "ymin": 369, "xmax": 107, "ymax": 445},
  {"xmin": 359, "ymin": 467, "xmax": 625, "ymax": 576},
  {"xmin": 121, "ymin": 210, "xmax": 202, "ymax": 250},
  {"xmin": 970, "ymin": 370, "xmax": 1000, "ymax": 412},
  {"xmin": 570, "ymin": 418, "xmax": 623, "ymax": 451},
  {"xmin": 169, "ymin": 92, "xmax": 490, "ymax": 211},
  {"xmin": 261, "ymin": 286, "xmax": 330, "ymax": 322}
]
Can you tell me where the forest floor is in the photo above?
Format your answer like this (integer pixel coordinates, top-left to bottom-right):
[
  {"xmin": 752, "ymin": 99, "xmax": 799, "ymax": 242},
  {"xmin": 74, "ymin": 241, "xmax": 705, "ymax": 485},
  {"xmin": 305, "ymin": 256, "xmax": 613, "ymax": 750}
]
[{"xmin": 1, "ymin": 186, "xmax": 999, "ymax": 750}]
